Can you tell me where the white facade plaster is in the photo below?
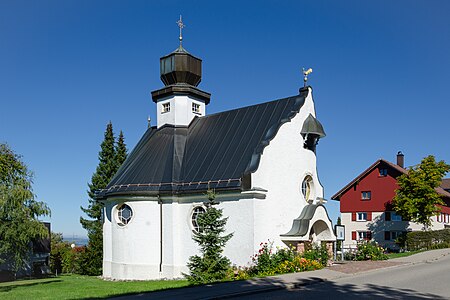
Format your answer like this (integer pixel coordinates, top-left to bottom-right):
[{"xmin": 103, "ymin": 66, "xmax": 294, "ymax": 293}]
[
  {"xmin": 103, "ymin": 87, "xmax": 336, "ymax": 280},
  {"xmin": 251, "ymin": 88, "xmax": 327, "ymax": 248},
  {"xmin": 156, "ymin": 95, "xmax": 205, "ymax": 128}
]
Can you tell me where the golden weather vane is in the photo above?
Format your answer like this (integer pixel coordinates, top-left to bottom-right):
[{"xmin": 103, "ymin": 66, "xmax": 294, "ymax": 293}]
[{"xmin": 302, "ymin": 67, "xmax": 313, "ymax": 87}]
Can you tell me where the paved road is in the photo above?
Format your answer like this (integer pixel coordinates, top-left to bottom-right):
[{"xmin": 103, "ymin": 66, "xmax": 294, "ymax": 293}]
[
  {"xmin": 110, "ymin": 249, "xmax": 450, "ymax": 300},
  {"xmin": 238, "ymin": 254, "xmax": 450, "ymax": 299}
]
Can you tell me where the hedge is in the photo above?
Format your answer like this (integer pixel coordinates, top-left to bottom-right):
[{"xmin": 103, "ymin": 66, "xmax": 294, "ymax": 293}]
[{"xmin": 402, "ymin": 229, "xmax": 450, "ymax": 251}]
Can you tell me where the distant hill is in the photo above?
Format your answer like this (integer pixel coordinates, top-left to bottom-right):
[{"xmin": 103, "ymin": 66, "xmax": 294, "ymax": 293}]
[{"xmin": 63, "ymin": 236, "xmax": 88, "ymax": 246}]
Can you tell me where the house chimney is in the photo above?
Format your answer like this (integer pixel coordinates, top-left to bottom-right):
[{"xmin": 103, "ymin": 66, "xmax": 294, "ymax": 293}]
[{"xmin": 397, "ymin": 151, "xmax": 404, "ymax": 168}]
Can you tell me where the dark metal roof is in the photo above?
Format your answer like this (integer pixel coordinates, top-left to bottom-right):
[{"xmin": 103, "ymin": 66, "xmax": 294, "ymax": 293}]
[
  {"xmin": 160, "ymin": 46, "xmax": 202, "ymax": 87},
  {"xmin": 300, "ymin": 113, "xmax": 326, "ymax": 138},
  {"xmin": 281, "ymin": 204, "xmax": 321, "ymax": 237},
  {"xmin": 281, "ymin": 204, "xmax": 333, "ymax": 238},
  {"xmin": 97, "ymin": 88, "xmax": 309, "ymax": 199}
]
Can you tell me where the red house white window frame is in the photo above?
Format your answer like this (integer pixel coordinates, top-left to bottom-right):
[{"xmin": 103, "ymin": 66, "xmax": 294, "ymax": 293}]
[
  {"xmin": 352, "ymin": 212, "xmax": 372, "ymax": 222},
  {"xmin": 352, "ymin": 231, "xmax": 372, "ymax": 241},
  {"xmin": 361, "ymin": 191, "xmax": 371, "ymax": 200}
]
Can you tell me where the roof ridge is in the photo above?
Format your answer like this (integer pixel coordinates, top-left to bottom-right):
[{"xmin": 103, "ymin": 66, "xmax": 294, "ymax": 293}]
[{"xmin": 197, "ymin": 93, "xmax": 304, "ymax": 120}]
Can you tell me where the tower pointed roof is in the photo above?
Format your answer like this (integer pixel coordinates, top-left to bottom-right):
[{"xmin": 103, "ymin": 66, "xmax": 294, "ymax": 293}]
[{"xmin": 151, "ymin": 16, "xmax": 211, "ymax": 104}]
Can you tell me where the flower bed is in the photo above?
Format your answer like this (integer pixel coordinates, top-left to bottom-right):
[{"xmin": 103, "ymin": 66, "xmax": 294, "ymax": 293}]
[{"xmin": 232, "ymin": 241, "xmax": 328, "ymax": 279}]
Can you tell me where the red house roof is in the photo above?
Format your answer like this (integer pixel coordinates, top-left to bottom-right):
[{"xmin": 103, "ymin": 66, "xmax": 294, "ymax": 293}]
[{"xmin": 442, "ymin": 178, "xmax": 450, "ymax": 191}]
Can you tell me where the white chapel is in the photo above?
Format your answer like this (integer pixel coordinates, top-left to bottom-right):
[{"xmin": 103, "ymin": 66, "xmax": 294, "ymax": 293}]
[{"xmin": 97, "ymin": 27, "xmax": 336, "ymax": 280}]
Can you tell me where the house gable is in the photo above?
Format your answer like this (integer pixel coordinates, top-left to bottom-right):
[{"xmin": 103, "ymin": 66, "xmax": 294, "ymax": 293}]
[{"xmin": 333, "ymin": 160, "xmax": 405, "ymax": 213}]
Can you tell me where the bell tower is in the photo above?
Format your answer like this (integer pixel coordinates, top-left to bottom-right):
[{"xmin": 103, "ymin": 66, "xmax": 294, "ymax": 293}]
[{"xmin": 151, "ymin": 16, "xmax": 211, "ymax": 128}]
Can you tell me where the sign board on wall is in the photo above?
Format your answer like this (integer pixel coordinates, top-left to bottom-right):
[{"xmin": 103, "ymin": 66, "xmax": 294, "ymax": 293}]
[{"xmin": 335, "ymin": 225, "xmax": 345, "ymax": 241}]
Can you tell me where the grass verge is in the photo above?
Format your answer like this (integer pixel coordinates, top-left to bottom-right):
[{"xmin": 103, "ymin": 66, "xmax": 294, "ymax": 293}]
[
  {"xmin": 0, "ymin": 274, "xmax": 189, "ymax": 300},
  {"xmin": 386, "ymin": 250, "xmax": 424, "ymax": 259}
]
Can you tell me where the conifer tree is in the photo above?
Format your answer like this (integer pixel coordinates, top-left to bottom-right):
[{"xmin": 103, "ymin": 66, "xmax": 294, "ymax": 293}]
[
  {"xmin": 80, "ymin": 122, "xmax": 127, "ymax": 275},
  {"xmin": 186, "ymin": 190, "xmax": 233, "ymax": 284},
  {"xmin": 114, "ymin": 130, "xmax": 127, "ymax": 171}
]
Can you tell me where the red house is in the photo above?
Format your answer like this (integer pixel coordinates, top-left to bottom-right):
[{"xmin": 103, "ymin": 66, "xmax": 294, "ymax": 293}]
[{"xmin": 331, "ymin": 152, "xmax": 450, "ymax": 250}]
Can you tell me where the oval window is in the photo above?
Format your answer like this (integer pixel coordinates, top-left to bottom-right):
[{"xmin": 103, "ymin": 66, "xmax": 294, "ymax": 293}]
[{"xmin": 302, "ymin": 176, "xmax": 314, "ymax": 202}]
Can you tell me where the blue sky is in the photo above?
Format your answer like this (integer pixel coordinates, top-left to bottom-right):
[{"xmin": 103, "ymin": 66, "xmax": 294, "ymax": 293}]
[{"xmin": 1, "ymin": 1, "xmax": 450, "ymax": 238}]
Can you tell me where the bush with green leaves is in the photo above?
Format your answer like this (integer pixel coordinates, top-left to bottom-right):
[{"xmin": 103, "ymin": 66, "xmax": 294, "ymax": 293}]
[
  {"xmin": 303, "ymin": 243, "xmax": 330, "ymax": 266},
  {"xmin": 275, "ymin": 256, "xmax": 323, "ymax": 274},
  {"xmin": 250, "ymin": 241, "xmax": 295, "ymax": 276},
  {"xmin": 355, "ymin": 241, "xmax": 388, "ymax": 261},
  {"xmin": 247, "ymin": 241, "xmax": 326, "ymax": 277},
  {"xmin": 64, "ymin": 246, "xmax": 86, "ymax": 274},
  {"xmin": 402, "ymin": 229, "xmax": 450, "ymax": 251},
  {"xmin": 50, "ymin": 232, "xmax": 71, "ymax": 274}
]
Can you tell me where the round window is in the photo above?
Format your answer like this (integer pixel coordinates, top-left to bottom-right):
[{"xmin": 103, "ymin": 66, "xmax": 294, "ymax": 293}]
[
  {"xmin": 191, "ymin": 206, "xmax": 206, "ymax": 233},
  {"xmin": 302, "ymin": 176, "xmax": 314, "ymax": 202},
  {"xmin": 117, "ymin": 204, "xmax": 133, "ymax": 226}
]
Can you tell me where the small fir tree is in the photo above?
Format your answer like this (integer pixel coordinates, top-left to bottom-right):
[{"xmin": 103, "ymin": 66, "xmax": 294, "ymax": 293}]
[
  {"xmin": 392, "ymin": 155, "xmax": 450, "ymax": 228},
  {"xmin": 186, "ymin": 190, "xmax": 233, "ymax": 284},
  {"xmin": 80, "ymin": 122, "xmax": 127, "ymax": 275}
]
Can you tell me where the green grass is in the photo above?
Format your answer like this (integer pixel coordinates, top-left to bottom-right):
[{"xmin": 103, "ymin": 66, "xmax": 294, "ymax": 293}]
[
  {"xmin": 0, "ymin": 274, "xmax": 189, "ymax": 300},
  {"xmin": 386, "ymin": 250, "xmax": 424, "ymax": 259}
]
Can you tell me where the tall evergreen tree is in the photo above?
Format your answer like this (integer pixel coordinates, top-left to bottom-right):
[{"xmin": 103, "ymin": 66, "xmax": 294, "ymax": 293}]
[
  {"xmin": 114, "ymin": 130, "xmax": 127, "ymax": 171},
  {"xmin": 186, "ymin": 190, "xmax": 233, "ymax": 284},
  {"xmin": 80, "ymin": 122, "xmax": 127, "ymax": 275}
]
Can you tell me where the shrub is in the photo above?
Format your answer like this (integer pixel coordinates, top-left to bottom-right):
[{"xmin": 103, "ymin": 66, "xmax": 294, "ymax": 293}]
[
  {"xmin": 249, "ymin": 241, "xmax": 326, "ymax": 277},
  {"xmin": 230, "ymin": 266, "xmax": 252, "ymax": 280},
  {"xmin": 63, "ymin": 246, "xmax": 85, "ymax": 274},
  {"xmin": 275, "ymin": 256, "xmax": 323, "ymax": 274},
  {"xmin": 303, "ymin": 243, "xmax": 329, "ymax": 266},
  {"xmin": 404, "ymin": 229, "xmax": 450, "ymax": 251},
  {"xmin": 355, "ymin": 241, "xmax": 388, "ymax": 261},
  {"xmin": 251, "ymin": 241, "xmax": 278, "ymax": 276}
]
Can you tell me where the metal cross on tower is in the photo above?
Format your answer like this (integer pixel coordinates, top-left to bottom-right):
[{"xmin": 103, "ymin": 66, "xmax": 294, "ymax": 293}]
[{"xmin": 176, "ymin": 15, "xmax": 185, "ymax": 46}]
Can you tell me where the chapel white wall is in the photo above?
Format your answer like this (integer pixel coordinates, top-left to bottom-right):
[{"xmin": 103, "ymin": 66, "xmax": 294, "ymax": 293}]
[
  {"xmin": 103, "ymin": 200, "xmax": 162, "ymax": 280},
  {"xmin": 251, "ymin": 87, "xmax": 326, "ymax": 249}
]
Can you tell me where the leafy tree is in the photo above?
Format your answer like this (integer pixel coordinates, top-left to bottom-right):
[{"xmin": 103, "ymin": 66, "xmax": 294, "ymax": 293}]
[
  {"xmin": 393, "ymin": 155, "xmax": 450, "ymax": 228},
  {"xmin": 186, "ymin": 190, "xmax": 233, "ymax": 284},
  {"xmin": 0, "ymin": 143, "xmax": 50, "ymax": 278},
  {"xmin": 80, "ymin": 122, "xmax": 127, "ymax": 275}
]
